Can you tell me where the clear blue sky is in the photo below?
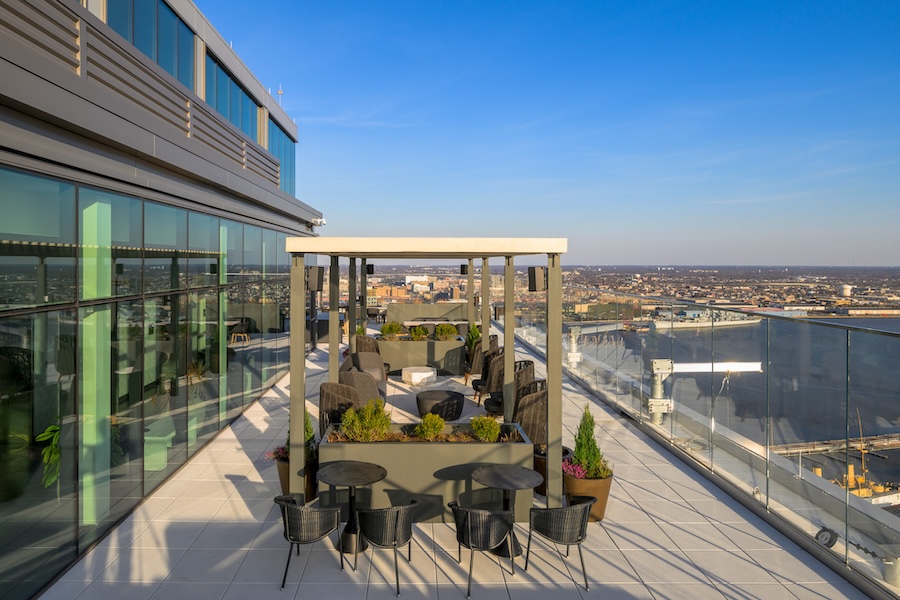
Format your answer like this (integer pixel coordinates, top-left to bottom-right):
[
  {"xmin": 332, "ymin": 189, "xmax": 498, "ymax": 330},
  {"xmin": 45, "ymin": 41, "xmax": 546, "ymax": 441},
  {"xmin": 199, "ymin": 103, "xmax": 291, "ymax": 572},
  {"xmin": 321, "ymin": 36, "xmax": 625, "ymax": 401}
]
[{"xmin": 197, "ymin": 1, "xmax": 900, "ymax": 266}]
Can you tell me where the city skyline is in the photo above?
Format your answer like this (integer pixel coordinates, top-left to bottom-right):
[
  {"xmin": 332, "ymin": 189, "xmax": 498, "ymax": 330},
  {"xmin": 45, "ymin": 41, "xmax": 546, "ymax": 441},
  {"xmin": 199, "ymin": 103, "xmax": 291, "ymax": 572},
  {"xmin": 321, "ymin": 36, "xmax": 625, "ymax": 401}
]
[{"xmin": 198, "ymin": 1, "xmax": 899, "ymax": 266}]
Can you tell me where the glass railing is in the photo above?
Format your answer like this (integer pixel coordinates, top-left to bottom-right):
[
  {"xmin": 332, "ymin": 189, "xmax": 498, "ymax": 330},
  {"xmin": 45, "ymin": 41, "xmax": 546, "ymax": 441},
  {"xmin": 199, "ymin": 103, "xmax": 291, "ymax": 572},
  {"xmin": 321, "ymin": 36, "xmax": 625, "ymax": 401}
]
[{"xmin": 507, "ymin": 287, "xmax": 900, "ymax": 595}]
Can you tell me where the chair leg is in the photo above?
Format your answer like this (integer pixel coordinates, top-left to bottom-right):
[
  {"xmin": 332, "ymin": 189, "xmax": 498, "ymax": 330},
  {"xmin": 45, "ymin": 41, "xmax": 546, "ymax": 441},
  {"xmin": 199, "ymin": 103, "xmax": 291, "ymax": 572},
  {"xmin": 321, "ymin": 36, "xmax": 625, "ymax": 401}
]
[
  {"xmin": 281, "ymin": 543, "xmax": 293, "ymax": 589},
  {"xmin": 393, "ymin": 545, "xmax": 400, "ymax": 597},
  {"xmin": 507, "ymin": 533, "xmax": 515, "ymax": 576},
  {"xmin": 524, "ymin": 531, "xmax": 533, "ymax": 571},
  {"xmin": 577, "ymin": 544, "xmax": 588, "ymax": 590},
  {"xmin": 467, "ymin": 548, "xmax": 475, "ymax": 599}
]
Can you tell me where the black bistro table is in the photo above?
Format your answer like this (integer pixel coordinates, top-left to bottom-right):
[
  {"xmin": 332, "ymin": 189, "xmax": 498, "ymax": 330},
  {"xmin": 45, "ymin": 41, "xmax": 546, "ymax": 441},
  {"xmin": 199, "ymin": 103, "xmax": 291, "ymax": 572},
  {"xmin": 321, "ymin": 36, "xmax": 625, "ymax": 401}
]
[
  {"xmin": 316, "ymin": 460, "xmax": 387, "ymax": 553},
  {"xmin": 471, "ymin": 463, "xmax": 543, "ymax": 557}
]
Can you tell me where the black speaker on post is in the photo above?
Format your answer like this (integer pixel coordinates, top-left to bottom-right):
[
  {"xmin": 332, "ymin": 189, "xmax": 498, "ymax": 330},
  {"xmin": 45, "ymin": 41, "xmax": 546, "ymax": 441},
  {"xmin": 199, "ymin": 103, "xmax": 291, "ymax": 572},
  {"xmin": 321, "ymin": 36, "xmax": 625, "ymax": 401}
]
[
  {"xmin": 366, "ymin": 264, "xmax": 375, "ymax": 275},
  {"xmin": 528, "ymin": 267, "xmax": 546, "ymax": 292},
  {"xmin": 306, "ymin": 266, "xmax": 324, "ymax": 291},
  {"xmin": 460, "ymin": 264, "xmax": 468, "ymax": 275}
]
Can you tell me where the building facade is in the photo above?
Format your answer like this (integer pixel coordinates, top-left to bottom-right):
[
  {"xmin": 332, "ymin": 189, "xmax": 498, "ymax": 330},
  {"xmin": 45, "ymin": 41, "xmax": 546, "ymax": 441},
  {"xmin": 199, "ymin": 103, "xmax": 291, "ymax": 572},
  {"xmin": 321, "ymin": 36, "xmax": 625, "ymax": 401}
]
[{"xmin": 0, "ymin": 1, "xmax": 321, "ymax": 598}]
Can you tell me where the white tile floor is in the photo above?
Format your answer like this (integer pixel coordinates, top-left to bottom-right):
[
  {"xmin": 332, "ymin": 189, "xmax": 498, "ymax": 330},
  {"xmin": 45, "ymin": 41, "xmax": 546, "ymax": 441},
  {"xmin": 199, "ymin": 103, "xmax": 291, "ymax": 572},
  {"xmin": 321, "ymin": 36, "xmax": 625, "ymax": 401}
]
[{"xmin": 40, "ymin": 342, "xmax": 870, "ymax": 600}]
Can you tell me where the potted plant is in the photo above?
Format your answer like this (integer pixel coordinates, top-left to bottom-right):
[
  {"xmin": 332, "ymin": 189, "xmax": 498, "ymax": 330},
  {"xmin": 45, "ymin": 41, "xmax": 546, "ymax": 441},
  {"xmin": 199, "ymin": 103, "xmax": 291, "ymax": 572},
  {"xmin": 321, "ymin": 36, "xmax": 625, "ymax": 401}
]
[
  {"xmin": 465, "ymin": 324, "xmax": 481, "ymax": 353},
  {"xmin": 319, "ymin": 401, "xmax": 534, "ymax": 521},
  {"xmin": 267, "ymin": 411, "xmax": 319, "ymax": 500},
  {"xmin": 563, "ymin": 404, "xmax": 613, "ymax": 521},
  {"xmin": 380, "ymin": 321, "xmax": 403, "ymax": 341},
  {"xmin": 408, "ymin": 325, "xmax": 428, "ymax": 341},
  {"xmin": 434, "ymin": 323, "xmax": 458, "ymax": 341}
]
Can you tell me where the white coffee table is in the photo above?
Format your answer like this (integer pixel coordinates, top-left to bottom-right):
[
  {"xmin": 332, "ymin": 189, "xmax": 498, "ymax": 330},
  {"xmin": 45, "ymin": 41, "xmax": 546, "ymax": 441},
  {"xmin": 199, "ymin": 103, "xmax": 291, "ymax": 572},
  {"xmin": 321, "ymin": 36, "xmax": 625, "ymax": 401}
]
[{"xmin": 401, "ymin": 366, "xmax": 437, "ymax": 386}]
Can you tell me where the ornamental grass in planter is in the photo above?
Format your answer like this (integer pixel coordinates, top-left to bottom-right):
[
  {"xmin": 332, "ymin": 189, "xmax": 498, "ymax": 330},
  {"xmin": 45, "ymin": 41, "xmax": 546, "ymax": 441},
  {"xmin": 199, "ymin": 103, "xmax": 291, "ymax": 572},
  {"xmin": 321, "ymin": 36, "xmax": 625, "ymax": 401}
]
[{"xmin": 563, "ymin": 404, "xmax": 613, "ymax": 521}]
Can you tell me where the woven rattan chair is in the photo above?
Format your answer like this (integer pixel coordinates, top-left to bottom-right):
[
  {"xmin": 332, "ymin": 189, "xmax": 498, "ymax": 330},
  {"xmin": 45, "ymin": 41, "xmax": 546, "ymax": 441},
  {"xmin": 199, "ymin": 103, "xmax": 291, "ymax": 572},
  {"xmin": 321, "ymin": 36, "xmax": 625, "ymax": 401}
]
[
  {"xmin": 318, "ymin": 382, "xmax": 361, "ymax": 436},
  {"xmin": 339, "ymin": 370, "xmax": 385, "ymax": 403},
  {"xmin": 274, "ymin": 495, "xmax": 343, "ymax": 589},
  {"xmin": 354, "ymin": 500, "xmax": 419, "ymax": 596},
  {"xmin": 473, "ymin": 347, "xmax": 503, "ymax": 406},
  {"xmin": 448, "ymin": 501, "xmax": 516, "ymax": 598},
  {"xmin": 525, "ymin": 495, "xmax": 596, "ymax": 590},
  {"xmin": 356, "ymin": 334, "xmax": 380, "ymax": 354},
  {"xmin": 484, "ymin": 359, "xmax": 535, "ymax": 416},
  {"xmin": 463, "ymin": 339, "xmax": 483, "ymax": 385},
  {"xmin": 513, "ymin": 379, "xmax": 547, "ymax": 445}
]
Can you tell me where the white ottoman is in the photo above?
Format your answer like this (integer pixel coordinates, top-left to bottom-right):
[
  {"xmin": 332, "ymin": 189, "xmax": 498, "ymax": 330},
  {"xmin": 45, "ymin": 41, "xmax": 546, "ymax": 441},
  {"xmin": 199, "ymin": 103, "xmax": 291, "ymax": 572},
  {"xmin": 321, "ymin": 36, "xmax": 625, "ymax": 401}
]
[{"xmin": 401, "ymin": 366, "xmax": 437, "ymax": 386}]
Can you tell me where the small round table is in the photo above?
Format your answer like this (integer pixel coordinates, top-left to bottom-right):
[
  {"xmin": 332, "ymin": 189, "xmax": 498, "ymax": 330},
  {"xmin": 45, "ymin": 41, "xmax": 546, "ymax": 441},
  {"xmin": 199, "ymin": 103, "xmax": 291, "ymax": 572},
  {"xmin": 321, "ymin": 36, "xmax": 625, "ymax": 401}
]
[
  {"xmin": 317, "ymin": 460, "xmax": 387, "ymax": 553},
  {"xmin": 472, "ymin": 464, "xmax": 543, "ymax": 557},
  {"xmin": 416, "ymin": 389, "xmax": 465, "ymax": 420},
  {"xmin": 401, "ymin": 366, "xmax": 437, "ymax": 386}
]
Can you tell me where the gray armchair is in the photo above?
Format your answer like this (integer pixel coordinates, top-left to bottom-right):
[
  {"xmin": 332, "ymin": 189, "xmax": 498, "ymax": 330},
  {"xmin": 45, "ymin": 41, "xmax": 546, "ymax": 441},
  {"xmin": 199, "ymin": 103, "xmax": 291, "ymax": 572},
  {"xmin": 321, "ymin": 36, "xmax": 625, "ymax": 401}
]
[{"xmin": 339, "ymin": 370, "xmax": 385, "ymax": 403}]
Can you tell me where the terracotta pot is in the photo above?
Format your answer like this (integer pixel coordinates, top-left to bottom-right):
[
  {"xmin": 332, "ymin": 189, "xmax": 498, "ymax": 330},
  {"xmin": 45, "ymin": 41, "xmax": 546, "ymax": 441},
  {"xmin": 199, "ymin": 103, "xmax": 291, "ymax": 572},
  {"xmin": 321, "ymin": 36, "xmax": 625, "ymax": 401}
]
[
  {"xmin": 563, "ymin": 473, "xmax": 613, "ymax": 521},
  {"xmin": 533, "ymin": 445, "xmax": 572, "ymax": 497}
]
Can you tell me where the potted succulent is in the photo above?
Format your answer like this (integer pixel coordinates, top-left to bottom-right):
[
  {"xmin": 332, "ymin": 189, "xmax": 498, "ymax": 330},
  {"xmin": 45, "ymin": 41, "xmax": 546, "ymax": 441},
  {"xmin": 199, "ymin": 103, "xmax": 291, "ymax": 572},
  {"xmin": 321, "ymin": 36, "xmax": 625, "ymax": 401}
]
[
  {"xmin": 563, "ymin": 404, "xmax": 613, "ymax": 521},
  {"xmin": 267, "ymin": 411, "xmax": 319, "ymax": 499}
]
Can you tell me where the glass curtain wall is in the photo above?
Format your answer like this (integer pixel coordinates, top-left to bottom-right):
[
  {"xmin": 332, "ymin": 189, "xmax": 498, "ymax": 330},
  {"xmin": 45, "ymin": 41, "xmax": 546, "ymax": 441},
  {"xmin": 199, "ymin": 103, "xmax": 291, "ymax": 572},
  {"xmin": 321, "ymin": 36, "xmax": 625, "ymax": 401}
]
[{"xmin": 0, "ymin": 164, "xmax": 295, "ymax": 600}]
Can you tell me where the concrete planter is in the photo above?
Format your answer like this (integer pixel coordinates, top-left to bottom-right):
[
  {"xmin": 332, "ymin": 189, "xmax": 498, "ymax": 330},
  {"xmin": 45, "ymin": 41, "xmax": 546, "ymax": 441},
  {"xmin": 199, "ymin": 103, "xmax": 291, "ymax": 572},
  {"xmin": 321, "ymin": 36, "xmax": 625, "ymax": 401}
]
[
  {"xmin": 378, "ymin": 339, "xmax": 467, "ymax": 375},
  {"xmin": 318, "ymin": 423, "xmax": 533, "ymax": 522}
]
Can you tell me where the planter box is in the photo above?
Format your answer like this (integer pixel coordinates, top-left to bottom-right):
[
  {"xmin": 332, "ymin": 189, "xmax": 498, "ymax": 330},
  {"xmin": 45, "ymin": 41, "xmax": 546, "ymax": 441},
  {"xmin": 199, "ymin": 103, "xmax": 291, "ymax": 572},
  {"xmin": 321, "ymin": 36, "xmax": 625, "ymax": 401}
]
[
  {"xmin": 318, "ymin": 423, "xmax": 533, "ymax": 522},
  {"xmin": 378, "ymin": 339, "xmax": 466, "ymax": 375}
]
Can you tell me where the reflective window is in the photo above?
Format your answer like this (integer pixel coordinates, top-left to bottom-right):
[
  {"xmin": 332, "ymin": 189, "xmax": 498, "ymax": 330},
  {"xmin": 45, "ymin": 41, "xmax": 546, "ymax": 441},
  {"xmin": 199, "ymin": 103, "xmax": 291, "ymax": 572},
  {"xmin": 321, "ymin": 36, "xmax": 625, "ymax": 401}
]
[
  {"xmin": 0, "ymin": 309, "xmax": 77, "ymax": 599},
  {"xmin": 157, "ymin": 1, "xmax": 177, "ymax": 77},
  {"xmin": 262, "ymin": 229, "xmax": 276, "ymax": 280},
  {"xmin": 0, "ymin": 167, "xmax": 76, "ymax": 310},
  {"xmin": 268, "ymin": 119, "xmax": 296, "ymax": 195},
  {"xmin": 106, "ymin": 0, "xmax": 194, "ymax": 91},
  {"xmin": 221, "ymin": 220, "xmax": 243, "ymax": 284},
  {"xmin": 188, "ymin": 212, "xmax": 220, "ymax": 288},
  {"xmin": 243, "ymin": 225, "xmax": 262, "ymax": 281},
  {"xmin": 133, "ymin": 0, "xmax": 157, "ymax": 61},
  {"xmin": 144, "ymin": 202, "xmax": 187, "ymax": 293},
  {"xmin": 79, "ymin": 188, "xmax": 142, "ymax": 300},
  {"xmin": 205, "ymin": 53, "xmax": 260, "ymax": 141}
]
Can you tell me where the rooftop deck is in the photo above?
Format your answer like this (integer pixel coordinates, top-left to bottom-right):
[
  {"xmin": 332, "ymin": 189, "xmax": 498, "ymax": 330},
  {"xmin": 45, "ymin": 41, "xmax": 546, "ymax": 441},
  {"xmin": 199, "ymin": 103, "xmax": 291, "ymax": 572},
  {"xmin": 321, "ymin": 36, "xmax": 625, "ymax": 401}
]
[{"xmin": 39, "ymin": 340, "xmax": 867, "ymax": 600}]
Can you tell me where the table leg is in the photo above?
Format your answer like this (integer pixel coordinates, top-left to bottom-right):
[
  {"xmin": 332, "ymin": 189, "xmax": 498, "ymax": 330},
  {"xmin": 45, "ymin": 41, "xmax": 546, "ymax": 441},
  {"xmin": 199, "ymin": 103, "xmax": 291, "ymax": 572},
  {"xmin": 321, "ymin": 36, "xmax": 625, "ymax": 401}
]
[
  {"xmin": 492, "ymin": 490, "xmax": 522, "ymax": 558},
  {"xmin": 340, "ymin": 485, "xmax": 368, "ymax": 554}
]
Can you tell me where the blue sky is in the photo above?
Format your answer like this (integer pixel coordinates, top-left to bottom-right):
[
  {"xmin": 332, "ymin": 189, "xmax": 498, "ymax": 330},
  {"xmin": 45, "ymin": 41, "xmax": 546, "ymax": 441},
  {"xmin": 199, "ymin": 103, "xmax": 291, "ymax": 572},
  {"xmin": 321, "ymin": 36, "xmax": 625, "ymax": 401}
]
[{"xmin": 197, "ymin": 1, "xmax": 900, "ymax": 266}]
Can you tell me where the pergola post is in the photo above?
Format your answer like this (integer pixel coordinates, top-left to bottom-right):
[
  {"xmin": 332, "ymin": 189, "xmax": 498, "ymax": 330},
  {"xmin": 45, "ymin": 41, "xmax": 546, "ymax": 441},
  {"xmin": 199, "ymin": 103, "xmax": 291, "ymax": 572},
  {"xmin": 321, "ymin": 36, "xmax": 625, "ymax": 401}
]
[
  {"xmin": 360, "ymin": 258, "xmax": 368, "ymax": 331},
  {"xmin": 466, "ymin": 258, "xmax": 475, "ymax": 328},
  {"xmin": 289, "ymin": 253, "xmax": 307, "ymax": 494},
  {"xmin": 481, "ymin": 258, "xmax": 489, "ymax": 342},
  {"xmin": 503, "ymin": 256, "xmax": 515, "ymax": 422},
  {"xmin": 328, "ymin": 255, "xmax": 340, "ymax": 382},
  {"xmin": 546, "ymin": 252, "xmax": 563, "ymax": 507},
  {"xmin": 348, "ymin": 259, "xmax": 357, "ymax": 353}
]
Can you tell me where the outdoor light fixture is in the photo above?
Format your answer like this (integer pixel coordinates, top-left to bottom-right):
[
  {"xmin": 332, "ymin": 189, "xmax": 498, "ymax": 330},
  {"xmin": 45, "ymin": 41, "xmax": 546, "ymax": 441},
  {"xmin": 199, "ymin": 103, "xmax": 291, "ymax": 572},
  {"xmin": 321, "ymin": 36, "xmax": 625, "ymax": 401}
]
[
  {"xmin": 306, "ymin": 266, "xmax": 324, "ymax": 291},
  {"xmin": 460, "ymin": 264, "xmax": 468, "ymax": 275},
  {"xmin": 527, "ymin": 266, "xmax": 546, "ymax": 291},
  {"xmin": 366, "ymin": 264, "xmax": 374, "ymax": 275}
]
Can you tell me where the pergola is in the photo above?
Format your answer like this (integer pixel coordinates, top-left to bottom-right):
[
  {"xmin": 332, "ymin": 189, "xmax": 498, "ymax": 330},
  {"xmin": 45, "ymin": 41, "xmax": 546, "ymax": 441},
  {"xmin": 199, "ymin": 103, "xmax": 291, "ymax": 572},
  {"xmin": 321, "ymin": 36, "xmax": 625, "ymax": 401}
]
[{"xmin": 286, "ymin": 237, "xmax": 568, "ymax": 506}]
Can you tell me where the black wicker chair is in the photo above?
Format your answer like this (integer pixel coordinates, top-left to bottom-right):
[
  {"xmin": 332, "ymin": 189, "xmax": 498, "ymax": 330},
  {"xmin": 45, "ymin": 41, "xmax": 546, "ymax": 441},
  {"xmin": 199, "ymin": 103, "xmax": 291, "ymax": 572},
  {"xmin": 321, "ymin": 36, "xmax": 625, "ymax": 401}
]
[
  {"xmin": 274, "ymin": 495, "xmax": 343, "ymax": 589},
  {"xmin": 339, "ymin": 370, "xmax": 385, "ymax": 403},
  {"xmin": 448, "ymin": 501, "xmax": 516, "ymax": 598},
  {"xmin": 355, "ymin": 334, "xmax": 381, "ymax": 354},
  {"xmin": 354, "ymin": 500, "xmax": 419, "ymax": 596},
  {"xmin": 473, "ymin": 347, "xmax": 503, "ymax": 406},
  {"xmin": 524, "ymin": 495, "xmax": 596, "ymax": 590},
  {"xmin": 463, "ymin": 339, "xmax": 483, "ymax": 385},
  {"xmin": 513, "ymin": 379, "xmax": 547, "ymax": 445},
  {"xmin": 318, "ymin": 382, "xmax": 361, "ymax": 436}
]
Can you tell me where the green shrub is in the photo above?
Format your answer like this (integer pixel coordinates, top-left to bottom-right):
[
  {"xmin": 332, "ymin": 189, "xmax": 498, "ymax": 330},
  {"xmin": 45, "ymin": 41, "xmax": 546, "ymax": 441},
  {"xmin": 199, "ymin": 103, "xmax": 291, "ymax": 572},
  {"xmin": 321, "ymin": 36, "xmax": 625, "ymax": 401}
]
[
  {"xmin": 380, "ymin": 321, "xmax": 403, "ymax": 341},
  {"xmin": 435, "ymin": 323, "xmax": 458, "ymax": 341},
  {"xmin": 341, "ymin": 399, "xmax": 391, "ymax": 442},
  {"xmin": 355, "ymin": 324, "xmax": 366, "ymax": 335},
  {"xmin": 466, "ymin": 324, "xmax": 481, "ymax": 350},
  {"xmin": 414, "ymin": 413, "xmax": 445, "ymax": 441},
  {"xmin": 409, "ymin": 325, "xmax": 428, "ymax": 341},
  {"xmin": 469, "ymin": 415, "xmax": 500, "ymax": 442},
  {"xmin": 571, "ymin": 404, "xmax": 612, "ymax": 478}
]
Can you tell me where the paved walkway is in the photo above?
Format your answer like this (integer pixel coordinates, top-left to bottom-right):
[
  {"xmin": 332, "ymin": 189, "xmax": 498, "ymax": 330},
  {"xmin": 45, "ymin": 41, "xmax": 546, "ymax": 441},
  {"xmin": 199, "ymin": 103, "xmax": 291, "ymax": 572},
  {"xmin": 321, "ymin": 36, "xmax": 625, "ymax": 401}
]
[{"xmin": 40, "ymin": 343, "xmax": 868, "ymax": 600}]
